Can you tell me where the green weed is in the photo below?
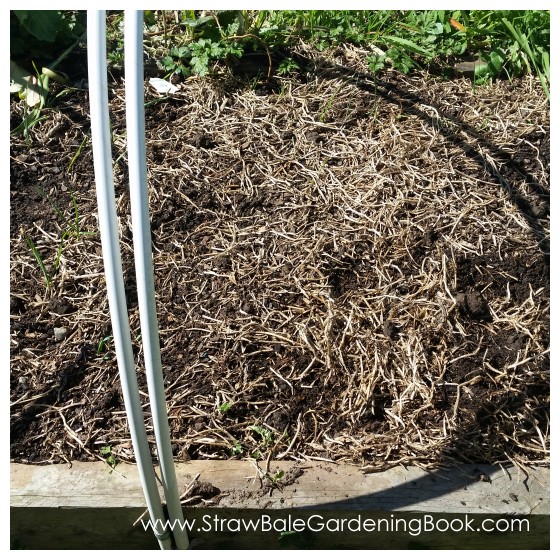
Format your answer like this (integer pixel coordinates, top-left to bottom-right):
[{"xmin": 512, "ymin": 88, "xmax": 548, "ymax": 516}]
[
  {"xmin": 159, "ymin": 11, "xmax": 246, "ymax": 77},
  {"xmin": 277, "ymin": 57, "xmax": 299, "ymax": 76},
  {"xmin": 96, "ymin": 336, "xmax": 113, "ymax": 360},
  {"xmin": 270, "ymin": 468, "xmax": 285, "ymax": 483},
  {"xmin": 67, "ymin": 134, "xmax": 90, "ymax": 173},
  {"xmin": 501, "ymin": 16, "xmax": 549, "ymax": 97},
  {"xmin": 100, "ymin": 445, "xmax": 118, "ymax": 467},
  {"xmin": 227, "ymin": 441, "xmax": 244, "ymax": 457},
  {"xmin": 249, "ymin": 424, "xmax": 275, "ymax": 447},
  {"xmin": 12, "ymin": 10, "xmax": 549, "ymax": 93},
  {"xmin": 219, "ymin": 401, "xmax": 234, "ymax": 414},
  {"xmin": 262, "ymin": 10, "xmax": 548, "ymax": 95}
]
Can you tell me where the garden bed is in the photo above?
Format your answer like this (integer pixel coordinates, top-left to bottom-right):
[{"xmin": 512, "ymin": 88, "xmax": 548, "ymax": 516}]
[{"xmin": 10, "ymin": 45, "xmax": 549, "ymax": 472}]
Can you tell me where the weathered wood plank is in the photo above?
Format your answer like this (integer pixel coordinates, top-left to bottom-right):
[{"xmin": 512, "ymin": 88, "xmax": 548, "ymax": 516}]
[
  {"xmin": 10, "ymin": 461, "xmax": 549, "ymax": 549},
  {"xmin": 11, "ymin": 460, "xmax": 549, "ymax": 513}
]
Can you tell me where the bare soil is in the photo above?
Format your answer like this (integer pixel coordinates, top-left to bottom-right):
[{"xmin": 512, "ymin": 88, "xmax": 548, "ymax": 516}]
[{"xmin": 10, "ymin": 45, "xmax": 549, "ymax": 471}]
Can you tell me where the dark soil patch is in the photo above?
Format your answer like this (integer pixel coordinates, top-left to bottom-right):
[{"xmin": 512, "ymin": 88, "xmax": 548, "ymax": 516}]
[{"xmin": 10, "ymin": 44, "xmax": 549, "ymax": 471}]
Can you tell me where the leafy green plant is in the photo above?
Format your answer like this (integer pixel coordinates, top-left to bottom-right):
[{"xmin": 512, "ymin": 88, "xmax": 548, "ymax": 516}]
[
  {"xmin": 159, "ymin": 11, "xmax": 248, "ymax": 78},
  {"xmin": 161, "ymin": 46, "xmax": 191, "ymax": 78},
  {"xmin": 277, "ymin": 57, "xmax": 299, "ymax": 75},
  {"xmin": 149, "ymin": 10, "xmax": 549, "ymax": 95},
  {"xmin": 441, "ymin": 11, "xmax": 548, "ymax": 88},
  {"xmin": 11, "ymin": 63, "xmax": 76, "ymax": 139},
  {"xmin": 97, "ymin": 336, "xmax": 113, "ymax": 359},
  {"xmin": 161, "ymin": 37, "xmax": 244, "ymax": 78},
  {"xmin": 104, "ymin": 12, "xmax": 125, "ymax": 68},
  {"xmin": 107, "ymin": 48, "xmax": 124, "ymax": 66},
  {"xmin": 362, "ymin": 10, "xmax": 549, "ymax": 97},
  {"xmin": 11, "ymin": 62, "xmax": 50, "ymax": 139},
  {"xmin": 227, "ymin": 441, "xmax": 244, "ymax": 457},
  {"xmin": 249, "ymin": 424, "xmax": 275, "ymax": 447},
  {"xmin": 219, "ymin": 401, "xmax": 234, "ymax": 414},
  {"xmin": 11, "ymin": 10, "xmax": 85, "ymax": 62},
  {"xmin": 262, "ymin": 10, "xmax": 394, "ymax": 50},
  {"xmin": 270, "ymin": 468, "xmax": 285, "ymax": 482},
  {"xmin": 366, "ymin": 11, "xmax": 460, "ymax": 74},
  {"xmin": 100, "ymin": 445, "xmax": 117, "ymax": 467},
  {"xmin": 191, "ymin": 38, "xmax": 229, "ymax": 76},
  {"xmin": 11, "ymin": 11, "xmax": 85, "ymax": 138}
]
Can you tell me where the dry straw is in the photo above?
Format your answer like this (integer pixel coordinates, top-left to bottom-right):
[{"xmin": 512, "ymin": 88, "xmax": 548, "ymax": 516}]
[{"xmin": 10, "ymin": 44, "xmax": 549, "ymax": 472}]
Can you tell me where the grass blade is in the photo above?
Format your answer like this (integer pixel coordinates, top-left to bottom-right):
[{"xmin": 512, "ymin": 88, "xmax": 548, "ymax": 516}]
[
  {"xmin": 384, "ymin": 35, "xmax": 433, "ymax": 57},
  {"xmin": 21, "ymin": 229, "xmax": 51, "ymax": 287},
  {"xmin": 502, "ymin": 17, "xmax": 549, "ymax": 99}
]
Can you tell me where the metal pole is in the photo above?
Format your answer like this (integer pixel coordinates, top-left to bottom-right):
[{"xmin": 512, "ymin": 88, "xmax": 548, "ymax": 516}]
[
  {"xmin": 87, "ymin": 10, "xmax": 173, "ymax": 550},
  {"xmin": 124, "ymin": 10, "xmax": 189, "ymax": 550}
]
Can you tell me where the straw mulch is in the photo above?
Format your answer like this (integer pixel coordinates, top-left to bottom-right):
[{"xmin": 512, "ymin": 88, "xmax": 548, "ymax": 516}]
[{"xmin": 10, "ymin": 45, "xmax": 549, "ymax": 472}]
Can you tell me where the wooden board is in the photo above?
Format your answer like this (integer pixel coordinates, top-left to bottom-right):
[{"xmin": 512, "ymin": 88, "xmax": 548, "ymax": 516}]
[{"xmin": 10, "ymin": 461, "xmax": 549, "ymax": 549}]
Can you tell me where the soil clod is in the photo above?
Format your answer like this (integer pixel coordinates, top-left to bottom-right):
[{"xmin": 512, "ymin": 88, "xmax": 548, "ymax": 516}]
[{"xmin": 456, "ymin": 289, "xmax": 492, "ymax": 322}]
